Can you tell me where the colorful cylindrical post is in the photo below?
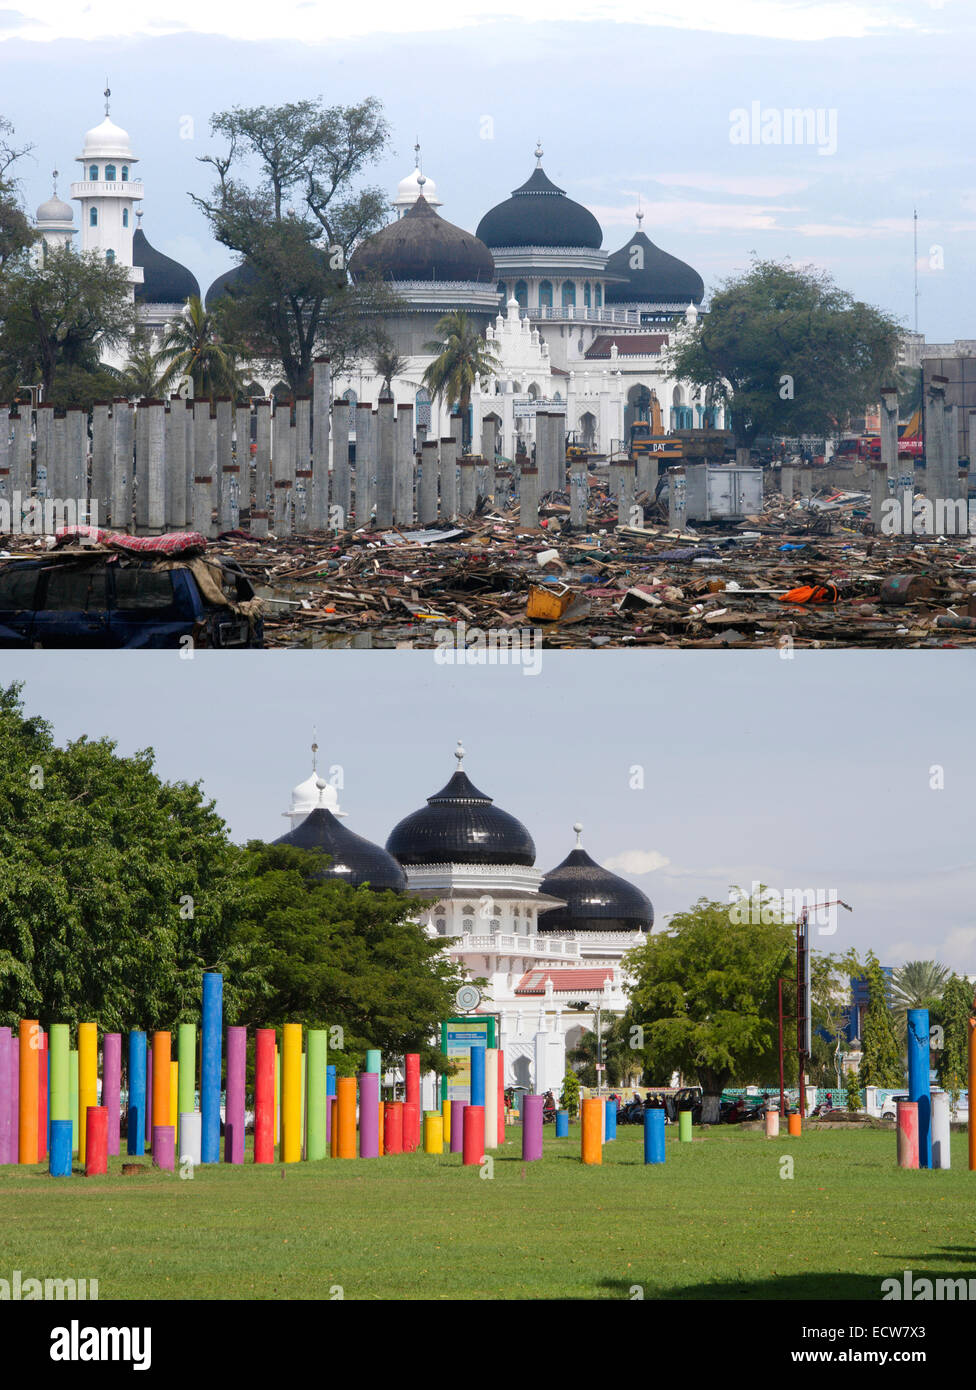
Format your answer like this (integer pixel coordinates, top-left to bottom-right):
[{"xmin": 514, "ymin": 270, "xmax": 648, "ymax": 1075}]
[
  {"xmin": 281, "ymin": 1023, "xmax": 302, "ymax": 1164},
  {"xmin": 306, "ymin": 1030, "xmax": 328, "ymax": 1162},
  {"xmin": 897, "ymin": 1098, "xmax": 919, "ymax": 1169},
  {"xmin": 225, "ymin": 1026, "xmax": 246, "ymax": 1164},
  {"xmin": 152, "ymin": 1124, "xmax": 175, "ymax": 1172},
  {"xmin": 450, "ymin": 1099, "xmax": 465, "ymax": 1155},
  {"xmin": 644, "ymin": 1107, "xmax": 666, "ymax": 1164},
  {"xmin": 326, "ymin": 1065, "xmax": 335, "ymax": 1144},
  {"xmin": 931, "ymin": 1090, "xmax": 951, "ymax": 1170},
  {"xmin": 77, "ymin": 1022, "xmax": 98, "ymax": 1165},
  {"xmin": 522, "ymin": 1094, "xmax": 543, "ymax": 1160},
  {"xmin": 19, "ymin": 1019, "xmax": 39, "ymax": 1164},
  {"xmin": 169, "ymin": 1062, "xmax": 178, "ymax": 1146},
  {"xmin": 103, "ymin": 1034, "xmax": 121, "ymax": 1156},
  {"xmin": 49, "ymin": 1025, "xmax": 69, "ymax": 1135},
  {"xmin": 497, "ymin": 1048, "xmax": 505, "ymax": 1145},
  {"xmin": 275, "ymin": 1048, "xmax": 280, "ymax": 1146},
  {"xmin": 907, "ymin": 1007, "xmax": 932, "ymax": 1169},
  {"xmin": 679, "ymin": 1109, "xmax": 693, "ymax": 1142},
  {"xmin": 177, "ymin": 1022, "xmax": 196, "ymax": 1150},
  {"xmin": 337, "ymin": 1076, "xmax": 357, "ymax": 1159},
  {"xmin": 555, "ymin": 1109, "xmax": 569, "ymax": 1138},
  {"xmin": 765, "ymin": 1107, "xmax": 779, "ymax": 1139},
  {"xmin": 378, "ymin": 1102, "xmax": 385, "ymax": 1155},
  {"xmin": 330, "ymin": 1097, "xmax": 339, "ymax": 1157},
  {"xmin": 85, "ymin": 1107, "xmax": 108, "ymax": 1177},
  {"xmin": 605, "ymin": 1098, "xmax": 617, "ymax": 1142},
  {"xmin": 179, "ymin": 1112, "xmax": 201, "ymax": 1166},
  {"xmin": 145, "ymin": 1047, "xmax": 152, "ymax": 1147},
  {"xmin": 0, "ymin": 1027, "xmax": 11, "ymax": 1164},
  {"xmin": 37, "ymin": 1031, "xmax": 48, "ymax": 1162},
  {"xmin": 787, "ymin": 1112, "xmax": 801, "ymax": 1137},
  {"xmin": 49, "ymin": 1119, "xmax": 72, "ymax": 1177},
  {"xmin": 462, "ymin": 1104, "xmax": 485, "ymax": 1166},
  {"xmin": 581, "ymin": 1098, "xmax": 602, "ymax": 1165},
  {"xmin": 127, "ymin": 1031, "xmax": 146, "ymax": 1157},
  {"xmin": 366, "ymin": 1049, "xmax": 381, "ymax": 1081},
  {"xmin": 69, "ymin": 1049, "xmax": 79, "ymax": 1155},
  {"xmin": 424, "ymin": 1112, "xmax": 444, "ymax": 1155},
  {"xmin": 359, "ymin": 1072, "xmax": 379, "ymax": 1158},
  {"xmin": 469, "ymin": 1046, "xmax": 485, "ymax": 1107},
  {"xmin": 254, "ymin": 1029, "xmax": 275, "ymax": 1164},
  {"xmin": 201, "ymin": 971, "xmax": 223, "ymax": 1164},
  {"xmin": 384, "ymin": 1100, "xmax": 403, "ymax": 1155},
  {"xmin": 441, "ymin": 1097, "xmax": 451, "ymax": 1146},
  {"xmin": 484, "ymin": 1049, "xmax": 499, "ymax": 1150},
  {"xmin": 151, "ymin": 1031, "xmax": 171, "ymax": 1141},
  {"xmin": 404, "ymin": 1054, "xmax": 420, "ymax": 1150}
]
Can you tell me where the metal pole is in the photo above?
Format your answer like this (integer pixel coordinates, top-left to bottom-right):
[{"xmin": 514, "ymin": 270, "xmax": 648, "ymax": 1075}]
[{"xmin": 778, "ymin": 977, "xmax": 785, "ymax": 1117}]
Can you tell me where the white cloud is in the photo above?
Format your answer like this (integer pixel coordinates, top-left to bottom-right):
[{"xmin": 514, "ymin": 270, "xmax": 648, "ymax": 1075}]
[{"xmin": 603, "ymin": 849, "xmax": 671, "ymax": 875}]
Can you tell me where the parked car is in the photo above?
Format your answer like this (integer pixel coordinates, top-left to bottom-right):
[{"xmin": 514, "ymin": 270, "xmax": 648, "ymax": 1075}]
[{"xmin": 0, "ymin": 552, "xmax": 263, "ymax": 649}]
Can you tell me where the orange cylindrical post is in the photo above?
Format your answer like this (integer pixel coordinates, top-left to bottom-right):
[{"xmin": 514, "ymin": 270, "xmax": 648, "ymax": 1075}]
[
  {"xmin": 378, "ymin": 1102, "xmax": 384, "ymax": 1157},
  {"xmin": 337, "ymin": 1076, "xmax": 357, "ymax": 1159},
  {"xmin": 968, "ymin": 1019, "xmax": 976, "ymax": 1172},
  {"xmin": 330, "ymin": 1097, "xmax": 339, "ymax": 1157},
  {"xmin": 85, "ymin": 1107, "xmax": 108, "ymax": 1176},
  {"xmin": 384, "ymin": 1101, "xmax": 403, "ymax": 1154},
  {"xmin": 581, "ymin": 1097, "xmax": 603, "ymax": 1165},
  {"xmin": 788, "ymin": 1112, "xmax": 802, "ymax": 1137},
  {"xmin": 18, "ymin": 1020, "xmax": 39, "ymax": 1164},
  {"xmin": 152, "ymin": 1031, "xmax": 171, "ymax": 1132}
]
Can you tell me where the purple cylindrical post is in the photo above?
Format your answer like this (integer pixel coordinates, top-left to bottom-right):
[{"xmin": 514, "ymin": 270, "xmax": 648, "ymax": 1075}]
[
  {"xmin": 0, "ymin": 1028, "xmax": 11, "ymax": 1164},
  {"xmin": 152, "ymin": 1124, "xmax": 175, "ymax": 1171},
  {"xmin": 450, "ymin": 1099, "xmax": 465, "ymax": 1155},
  {"xmin": 522, "ymin": 1094, "xmax": 544, "ymax": 1161},
  {"xmin": 145, "ymin": 1048, "xmax": 153, "ymax": 1146},
  {"xmin": 359, "ymin": 1071, "xmax": 379, "ymax": 1158},
  {"xmin": 224, "ymin": 1026, "xmax": 246, "ymax": 1164},
  {"xmin": 103, "ymin": 1033, "xmax": 122, "ymax": 1156}
]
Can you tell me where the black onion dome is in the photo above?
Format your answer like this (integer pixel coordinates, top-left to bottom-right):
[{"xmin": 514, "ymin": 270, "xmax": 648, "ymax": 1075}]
[
  {"xmin": 133, "ymin": 228, "xmax": 200, "ymax": 306},
  {"xmin": 204, "ymin": 261, "xmax": 261, "ymax": 310},
  {"xmin": 604, "ymin": 229, "xmax": 704, "ymax": 306},
  {"xmin": 349, "ymin": 195, "xmax": 495, "ymax": 283},
  {"xmin": 386, "ymin": 769, "xmax": 536, "ymax": 867},
  {"xmin": 274, "ymin": 807, "xmax": 407, "ymax": 892},
  {"xmin": 539, "ymin": 847, "xmax": 653, "ymax": 933},
  {"xmin": 476, "ymin": 165, "xmax": 602, "ymax": 250}
]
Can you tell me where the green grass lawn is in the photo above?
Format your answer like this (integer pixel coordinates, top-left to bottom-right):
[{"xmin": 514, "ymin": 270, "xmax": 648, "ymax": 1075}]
[{"xmin": 0, "ymin": 1123, "xmax": 971, "ymax": 1300}]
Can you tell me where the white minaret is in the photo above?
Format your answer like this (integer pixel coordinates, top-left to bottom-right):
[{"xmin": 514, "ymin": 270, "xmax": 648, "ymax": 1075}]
[
  {"xmin": 34, "ymin": 171, "xmax": 76, "ymax": 257},
  {"xmin": 70, "ymin": 84, "xmax": 144, "ymax": 294},
  {"xmin": 281, "ymin": 739, "xmax": 347, "ymax": 830},
  {"xmin": 393, "ymin": 140, "xmax": 442, "ymax": 217}
]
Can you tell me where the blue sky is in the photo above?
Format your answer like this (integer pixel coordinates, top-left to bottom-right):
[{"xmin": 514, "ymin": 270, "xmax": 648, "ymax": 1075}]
[
  {"xmin": 1, "ymin": 0, "xmax": 973, "ymax": 339},
  {"xmin": 4, "ymin": 649, "xmax": 975, "ymax": 973}
]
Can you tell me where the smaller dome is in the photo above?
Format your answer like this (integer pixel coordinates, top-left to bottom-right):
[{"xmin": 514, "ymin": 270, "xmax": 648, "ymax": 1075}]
[
  {"xmin": 133, "ymin": 227, "xmax": 200, "ymax": 306},
  {"xmin": 539, "ymin": 826, "xmax": 653, "ymax": 933},
  {"xmin": 395, "ymin": 167, "xmax": 442, "ymax": 211},
  {"xmin": 205, "ymin": 261, "xmax": 259, "ymax": 310},
  {"xmin": 80, "ymin": 116, "xmax": 135, "ymax": 162},
  {"xmin": 36, "ymin": 196, "xmax": 74, "ymax": 226},
  {"xmin": 476, "ymin": 153, "xmax": 603, "ymax": 251},
  {"xmin": 288, "ymin": 770, "xmax": 341, "ymax": 820},
  {"xmin": 604, "ymin": 226, "xmax": 704, "ymax": 307},
  {"xmin": 273, "ymin": 807, "xmax": 408, "ymax": 892},
  {"xmin": 350, "ymin": 195, "xmax": 495, "ymax": 284}
]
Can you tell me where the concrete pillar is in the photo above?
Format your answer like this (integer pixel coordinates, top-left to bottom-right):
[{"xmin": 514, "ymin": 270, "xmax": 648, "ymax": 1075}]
[
  {"xmin": 635, "ymin": 451, "xmax": 653, "ymax": 500},
  {"xmin": 969, "ymin": 410, "xmax": 976, "ymax": 472},
  {"xmin": 494, "ymin": 460, "xmax": 509, "ymax": 510},
  {"xmin": 214, "ymin": 397, "xmax": 232, "ymax": 521},
  {"xmin": 481, "ymin": 417, "xmax": 496, "ymax": 466},
  {"xmin": 34, "ymin": 403, "xmax": 52, "ymax": 499},
  {"xmin": 459, "ymin": 454, "xmax": 477, "ymax": 516},
  {"xmin": 439, "ymin": 436, "xmax": 458, "ymax": 520},
  {"xmin": 183, "ymin": 399, "xmax": 194, "ymax": 518},
  {"xmin": 418, "ymin": 440, "xmax": 438, "ymax": 524},
  {"xmin": 254, "ymin": 399, "xmax": 271, "ymax": 518},
  {"xmin": 66, "ymin": 407, "xmax": 87, "ymax": 509},
  {"xmin": 165, "ymin": 397, "xmax": 186, "ymax": 529},
  {"xmin": 0, "ymin": 407, "xmax": 8, "ymax": 513},
  {"xmin": 193, "ymin": 471, "xmax": 214, "ymax": 539},
  {"xmin": 798, "ymin": 465, "xmax": 812, "ymax": 499},
  {"xmin": 614, "ymin": 459, "xmax": 635, "ymax": 522},
  {"xmin": 10, "ymin": 406, "xmax": 31, "ymax": 500},
  {"xmin": 134, "ymin": 402, "xmax": 149, "ymax": 529},
  {"xmin": 880, "ymin": 386, "xmax": 899, "ymax": 496},
  {"xmin": 535, "ymin": 410, "xmax": 548, "ymax": 493},
  {"xmin": 519, "ymin": 460, "xmax": 540, "ymax": 529},
  {"xmin": 273, "ymin": 479, "xmax": 292, "ymax": 536},
  {"xmin": 351, "ymin": 401, "xmax": 369, "ymax": 527},
  {"xmin": 869, "ymin": 460, "xmax": 888, "ymax": 533},
  {"xmin": 144, "ymin": 399, "xmax": 166, "ymax": 532},
  {"xmin": 91, "ymin": 402, "xmax": 112, "ymax": 520},
  {"xmin": 111, "ymin": 400, "xmax": 133, "ymax": 531},
  {"xmin": 310, "ymin": 359, "xmax": 331, "ymax": 532},
  {"xmin": 570, "ymin": 453, "xmax": 587, "ymax": 527},
  {"xmin": 945, "ymin": 403, "xmax": 961, "ymax": 500},
  {"xmin": 926, "ymin": 377, "xmax": 947, "ymax": 514},
  {"xmin": 450, "ymin": 412, "xmax": 463, "ymax": 452},
  {"xmin": 668, "ymin": 466, "xmax": 687, "ymax": 532},
  {"xmin": 271, "ymin": 400, "xmax": 294, "ymax": 535},
  {"xmin": 780, "ymin": 464, "xmax": 794, "ymax": 500},
  {"xmin": 375, "ymin": 395, "xmax": 395, "ymax": 529},
  {"xmin": 193, "ymin": 401, "xmax": 214, "ymax": 538},
  {"xmin": 395, "ymin": 403, "xmax": 414, "ymax": 525},
  {"xmin": 234, "ymin": 405, "xmax": 251, "ymax": 518}
]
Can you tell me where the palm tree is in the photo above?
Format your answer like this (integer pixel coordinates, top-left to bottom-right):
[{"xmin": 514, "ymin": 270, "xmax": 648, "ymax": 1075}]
[
  {"xmin": 890, "ymin": 959, "xmax": 950, "ymax": 1041},
  {"xmin": 422, "ymin": 310, "xmax": 499, "ymax": 444},
  {"xmin": 157, "ymin": 295, "xmax": 242, "ymax": 399},
  {"xmin": 373, "ymin": 342, "xmax": 408, "ymax": 395},
  {"xmin": 113, "ymin": 336, "xmax": 170, "ymax": 399}
]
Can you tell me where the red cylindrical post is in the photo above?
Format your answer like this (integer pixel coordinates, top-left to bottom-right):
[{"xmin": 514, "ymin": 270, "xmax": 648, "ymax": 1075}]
[
  {"xmin": 85, "ymin": 1106, "xmax": 108, "ymax": 1176},
  {"xmin": 462, "ymin": 1104, "xmax": 485, "ymax": 1166},
  {"xmin": 384, "ymin": 1100, "xmax": 403, "ymax": 1155},
  {"xmin": 403, "ymin": 1100, "xmax": 420, "ymax": 1153},
  {"xmin": 404, "ymin": 1054, "xmax": 420, "ymax": 1148},
  {"xmin": 897, "ymin": 1099, "xmax": 919, "ymax": 1169},
  {"xmin": 254, "ymin": 1028, "xmax": 275, "ymax": 1164}
]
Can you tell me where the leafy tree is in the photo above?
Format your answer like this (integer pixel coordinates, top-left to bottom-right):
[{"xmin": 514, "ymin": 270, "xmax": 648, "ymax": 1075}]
[
  {"xmin": 559, "ymin": 1068, "xmax": 580, "ymax": 1119},
  {"xmin": 422, "ymin": 310, "xmax": 500, "ymax": 445},
  {"xmin": 0, "ymin": 118, "xmax": 36, "ymax": 272},
  {"xmin": 857, "ymin": 952, "xmax": 903, "ymax": 1090},
  {"xmin": 667, "ymin": 258, "xmax": 900, "ymax": 448},
  {"xmin": 113, "ymin": 332, "xmax": 172, "ymax": 399},
  {"xmin": 373, "ymin": 341, "xmax": 407, "ymax": 394},
  {"xmin": 157, "ymin": 295, "xmax": 242, "ymax": 399},
  {"xmin": 191, "ymin": 98, "xmax": 401, "ymax": 392},
  {"xmin": 845, "ymin": 1070, "xmax": 862, "ymax": 1112},
  {"xmin": 936, "ymin": 974, "xmax": 972, "ymax": 1104},
  {"xmin": 0, "ymin": 245, "xmax": 134, "ymax": 402},
  {"xmin": 230, "ymin": 842, "xmax": 466, "ymax": 1075},
  {"xmin": 625, "ymin": 892, "xmax": 794, "ymax": 1123}
]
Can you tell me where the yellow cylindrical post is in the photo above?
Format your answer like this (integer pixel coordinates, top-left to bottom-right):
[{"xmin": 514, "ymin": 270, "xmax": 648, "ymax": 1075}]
[
  {"xmin": 581, "ymin": 1097, "xmax": 603, "ymax": 1165},
  {"xmin": 77, "ymin": 1022, "xmax": 98, "ymax": 1165},
  {"xmin": 424, "ymin": 1113, "xmax": 444, "ymax": 1154},
  {"xmin": 281, "ymin": 1024, "xmax": 302, "ymax": 1163},
  {"xmin": 169, "ymin": 1061, "xmax": 179, "ymax": 1141},
  {"xmin": 441, "ymin": 1096, "xmax": 451, "ymax": 1146}
]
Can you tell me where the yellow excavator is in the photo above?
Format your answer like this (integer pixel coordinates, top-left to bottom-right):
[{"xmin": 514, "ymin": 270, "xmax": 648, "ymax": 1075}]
[{"xmin": 629, "ymin": 395, "xmax": 683, "ymax": 464}]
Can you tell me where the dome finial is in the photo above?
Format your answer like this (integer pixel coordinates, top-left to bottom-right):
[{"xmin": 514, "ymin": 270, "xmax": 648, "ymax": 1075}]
[
  {"xmin": 636, "ymin": 198, "xmax": 644, "ymax": 228},
  {"xmin": 136, "ymin": 208, "xmax": 143, "ymax": 226},
  {"xmin": 455, "ymin": 740, "xmax": 465, "ymax": 769},
  {"xmin": 534, "ymin": 140, "xmax": 544, "ymax": 167},
  {"xmin": 104, "ymin": 80, "xmax": 111, "ymax": 118},
  {"xmin": 574, "ymin": 822, "xmax": 583, "ymax": 847},
  {"xmin": 311, "ymin": 730, "xmax": 319, "ymax": 773},
  {"xmin": 51, "ymin": 169, "xmax": 59, "ymax": 195}
]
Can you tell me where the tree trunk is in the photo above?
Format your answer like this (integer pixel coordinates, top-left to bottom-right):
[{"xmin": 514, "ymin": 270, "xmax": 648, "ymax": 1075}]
[{"xmin": 701, "ymin": 1091, "xmax": 722, "ymax": 1125}]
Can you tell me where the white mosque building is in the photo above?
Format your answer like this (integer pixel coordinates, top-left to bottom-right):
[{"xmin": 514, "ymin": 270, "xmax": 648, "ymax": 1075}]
[{"xmin": 271, "ymin": 742, "xmax": 653, "ymax": 1097}]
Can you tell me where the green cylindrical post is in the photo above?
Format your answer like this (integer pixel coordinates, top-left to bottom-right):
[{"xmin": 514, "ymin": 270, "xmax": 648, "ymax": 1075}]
[
  {"xmin": 366, "ymin": 1048, "xmax": 381, "ymax": 1080},
  {"xmin": 177, "ymin": 1023, "xmax": 196, "ymax": 1124},
  {"xmin": 49, "ymin": 1024, "xmax": 70, "ymax": 1124},
  {"xmin": 69, "ymin": 1050, "xmax": 79, "ymax": 1154},
  {"xmin": 306, "ymin": 1030, "xmax": 328, "ymax": 1161},
  {"xmin": 678, "ymin": 1110, "xmax": 693, "ymax": 1142}
]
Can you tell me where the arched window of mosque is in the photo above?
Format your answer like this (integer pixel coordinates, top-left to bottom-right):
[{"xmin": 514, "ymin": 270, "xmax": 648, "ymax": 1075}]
[
  {"xmin": 121, "ymin": 166, "xmax": 129, "ymax": 181},
  {"xmin": 561, "ymin": 281, "xmax": 576, "ymax": 308},
  {"xmin": 497, "ymin": 281, "xmax": 507, "ymax": 299},
  {"xmin": 513, "ymin": 905, "xmax": 520, "ymax": 915},
  {"xmin": 89, "ymin": 165, "xmax": 98, "ymax": 181},
  {"xmin": 105, "ymin": 164, "xmax": 117, "ymax": 181},
  {"xmin": 462, "ymin": 918, "xmax": 474, "ymax": 934},
  {"xmin": 435, "ymin": 917, "xmax": 446, "ymax": 934},
  {"xmin": 89, "ymin": 208, "xmax": 98, "ymax": 227},
  {"xmin": 342, "ymin": 387, "xmax": 357, "ymax": 408},
  {"xmin": 525, "ymin": 907, "xmax": 533, "ymax": 919},
  {"xmin": 527, "ymin": 382, "xmax": 539, "ymax": 399},
  {"xmin": 538, "ymin": 280, "xmax": 553, "ymax": 308},
  {"xmin": 514, "ymin": 280, "xmax": 528, "ymax": 308},
  {"xmin": 122, "ymin": 209, "xmax": 129, "ymax": 228},
  {"xmin": 595, "ymin": 284, "xmax": 603, "ymax": 308},
  {"xmin": 553, "ymin": 391, "xmax": 563, "ymax": 403},
  {"xmin": 463, "ymin": 904, "xmax": 474, "ymax": 916},
  {"xmin": 415, "ymin": 387, "xmax": 431, "ymax": 431},
  {"xmin": 105, "ymin": 249, "xmax": 115, "ymax": 263},
  {"xmin": 583, "ymin": 281, "xmax": 591, "ymax": 308},
  {"xmin": 490, "ymin": 919, "xmax": 501, "ymax": 932}
]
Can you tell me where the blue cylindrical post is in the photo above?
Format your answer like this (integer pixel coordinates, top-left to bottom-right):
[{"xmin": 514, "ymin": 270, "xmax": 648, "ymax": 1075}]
[
  {"xmin": 201, "ymin": 972, "xmax": 223, "ymax": 1164},
  {"xmin": 907, "ymin": 1007, "xmax": 932, "ymax": 1169},
  {"xmin": 555, "ymin": 1109, "xmax": 569, "ymax": 1137},
  {"xmin": 49, "ymin": 1119, "xmax": 73, "ymax": 1176},
  {"xmin": 605, "ymin": 1098, "xmax": 617, "ymax": 1141},
  {"xmin": 644, "ymin": 1108, "xmax": 666, "ymax": 1164},
  {"xmin": 326, "ymin": 1065, "xmax": 336, "ymax": 1096},
  {"xmin": 127, "ymin": 1030, "xmax": 146, "ymax": 1157},
  {"xmin": 469, "ymin": 1045, "xmax": 485, "ymax": 1107}
]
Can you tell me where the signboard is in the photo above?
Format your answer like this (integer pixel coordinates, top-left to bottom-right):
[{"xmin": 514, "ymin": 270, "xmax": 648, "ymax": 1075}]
[
  {"xmin": 513, "ymin": 399, "xmax": 566, "ymax": 419},
  {"xmin": 441, "ymin": 1015, "xmax": 497, "ymax": 1103}
]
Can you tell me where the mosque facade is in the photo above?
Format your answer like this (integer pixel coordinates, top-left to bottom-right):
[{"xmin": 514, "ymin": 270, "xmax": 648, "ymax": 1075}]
[
  {"xmin": 34, "ymin": 101, "xmax": 720, "ymax": 457},
  {"xmin": 270, "ymin": 743, "xmax": 653, "ymax": 1097}
]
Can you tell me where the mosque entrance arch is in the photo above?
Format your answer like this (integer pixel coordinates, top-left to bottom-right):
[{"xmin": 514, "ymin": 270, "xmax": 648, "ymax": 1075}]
[
  {"xmin": 625, "ymin": 383, "xmax": 652, "ymax": 439},
  {"xmin": 579, "ymin": 411, "xmax": 597, "ymax": 449}
]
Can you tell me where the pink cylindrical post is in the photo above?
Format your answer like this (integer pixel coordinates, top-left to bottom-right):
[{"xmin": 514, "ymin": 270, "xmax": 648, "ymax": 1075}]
[
  {"xmin": 359, "ymin": 1072, "xmax": 379, "ymax": 1158},
  {"xmin": 497, "ymin": 1049, "xmax": 505, "ymax": 1145},
  {"xmin": 85, "ymin": 1106, "xmax": 108, "ymax": 1176},
  {"xmin": 897, "ymin": 1099, "xmax": 919, "ymax": 1169},
  {"xmin": 103, "ymin": 1034, "xmax": 122, "ymax": 1156},
  {"xmin": 145, "ymin": 1047, "xmax": 153, "ymax": 1147},
  {"xmin": 450, "ymin": 1099, "xmax": 465, "ymax": 1155},
  {"xmin": 11, "ymin": 1037, "xmax": 19, "ymax": 1159},
  {"xmin": 224, "ymin": 1026, "xmax": 246, "ymax": 1164},
  {"xmin": 152, "ymin": 1124, "xmax": 175, "ymax": 1171},
  {"xmin": 522, "ymin": 1094, "xmax": 544, "ymax": 1161},
  {"xmin": 463, "ymin": 1105, "xmax": 485, "ymax": 1166},
  {"xmin": 254, "ymin": 1028, "xmax": 275, "ymax": 1164},
  {"xmin": 0, "ymin": 1028, "xmax": 11, "ymax": 1164},
  {"xmin": 404, "ymin": 1054, "xmax": 420, "ymax": 1149}
]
